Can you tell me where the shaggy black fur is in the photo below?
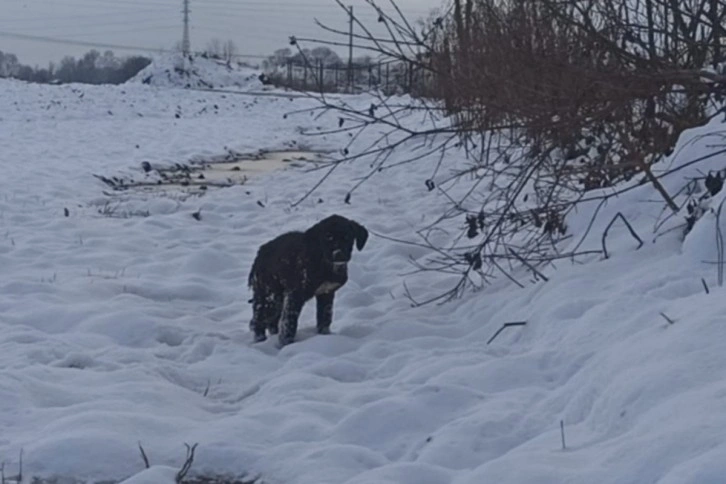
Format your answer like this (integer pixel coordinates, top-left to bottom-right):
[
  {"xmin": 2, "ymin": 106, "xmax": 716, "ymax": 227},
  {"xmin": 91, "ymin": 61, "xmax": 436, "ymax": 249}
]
[{"xmin": 248, "ymin": 214, "xmax": 368, "ymax": 346}]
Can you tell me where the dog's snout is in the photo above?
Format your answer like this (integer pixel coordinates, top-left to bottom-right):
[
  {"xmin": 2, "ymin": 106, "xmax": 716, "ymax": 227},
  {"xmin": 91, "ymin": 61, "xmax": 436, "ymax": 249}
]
[{"xmin": 332, "ymin": 249, "xmax": 348, "ymax": 262}]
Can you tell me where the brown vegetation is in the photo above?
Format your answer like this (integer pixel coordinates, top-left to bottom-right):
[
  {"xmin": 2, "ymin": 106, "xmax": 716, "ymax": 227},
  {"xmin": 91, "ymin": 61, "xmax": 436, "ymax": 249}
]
[
  {"xmin": 429, "ymin": 0, "xmax": 726, "ymax": 193},
  {"xmin": 295, "ymin": 0, "xmax": 726, "ymax": 301}
]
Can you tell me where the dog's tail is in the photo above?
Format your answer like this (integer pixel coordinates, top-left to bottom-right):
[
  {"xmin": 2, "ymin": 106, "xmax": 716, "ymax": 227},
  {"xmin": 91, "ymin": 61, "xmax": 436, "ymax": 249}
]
[
  {"xmin": 247, "ymin": 265, "xmax": 256, "ymax": 304},
  {"xmin": 248, "ymin": 263, "xmax": 257, "ymax": 288}
]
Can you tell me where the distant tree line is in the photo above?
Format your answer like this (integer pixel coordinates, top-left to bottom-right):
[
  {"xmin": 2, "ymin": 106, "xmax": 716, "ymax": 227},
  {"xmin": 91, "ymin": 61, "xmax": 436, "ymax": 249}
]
[
  {"xmin": 202, "ymin": 38, "xmax": 239, "ymax": 63},
  {"xmin": 0, "ymin": 49, "xmax": 151, "ymax": 84},
  {"xmin": 263, "ymin": 46, "xmax": 379, "ymax": 70}
]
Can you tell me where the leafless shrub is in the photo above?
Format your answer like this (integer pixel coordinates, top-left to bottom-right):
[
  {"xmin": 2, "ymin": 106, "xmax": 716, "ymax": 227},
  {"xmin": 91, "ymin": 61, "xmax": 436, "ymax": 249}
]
[{"xmin": 289, "ymin": 0, "xmax": 726, "ymax": 302}]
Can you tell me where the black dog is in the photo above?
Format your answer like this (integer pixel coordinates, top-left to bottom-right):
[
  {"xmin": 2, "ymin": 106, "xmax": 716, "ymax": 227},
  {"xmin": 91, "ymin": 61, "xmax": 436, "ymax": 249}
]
[{"xmin": 248, "ymin": 214, "xmax": 368, "ymax": 346}]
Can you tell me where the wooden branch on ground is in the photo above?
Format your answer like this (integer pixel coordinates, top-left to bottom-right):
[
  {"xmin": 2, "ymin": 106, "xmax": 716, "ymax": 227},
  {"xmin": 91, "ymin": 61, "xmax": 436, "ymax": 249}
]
[
  {"xmin": 602, "ymin": 212, "xmax": 644, "ymax": 259},
  {"xmin": 487, "ymin": 321, "xmax": 527, "ymax": 345},
  {"xmin": 176, "ymin": 443, "xmax": 199, "ymax": 483},
  {"xmin": 138, "ymin": 442, "xmax": 150, "ymax": 469}
]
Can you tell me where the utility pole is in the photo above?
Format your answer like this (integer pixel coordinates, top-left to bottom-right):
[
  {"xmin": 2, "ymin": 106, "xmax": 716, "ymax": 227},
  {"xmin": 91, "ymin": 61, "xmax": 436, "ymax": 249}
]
[
  {"xmin": 348, "ymin": 5, "xmax": 353, "ymax": 92},
  {"xmin": 182, "ymin": 0, "xmax": 191, "ymax": 57},
  {"xmin": 711, "ymin": 0, "xmax": 722, "ymax": 66}
]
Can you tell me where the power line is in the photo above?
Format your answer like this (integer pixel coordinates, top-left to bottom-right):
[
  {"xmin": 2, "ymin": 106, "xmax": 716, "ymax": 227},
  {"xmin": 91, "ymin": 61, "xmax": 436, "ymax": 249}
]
[
  {"xmin": 0, "ymin": 0, "xmax": 438, "ymax": 62},
  {"xmin": 20, "ymin": 0, "xmax": 179, "ymax": 10},
  {"xmin": 2, "ymin": 18, "xmax": 182, "ymax": 35},
  {"xmin": 0, "ymin": 30, "xmax": 268, "ymax": 58},
  {"xmin": 54, "ymin": 25, "xmax": 180, "ymax": 39},
  {"xmin": 3, "ymin": 9, "xmax": 175, "ymax": 25},
  {"xmin": 3, "ymin": 0, "xmax": 431, "ymax": 18},
  {"xmin": 0, "ymin": 30, "xmax": 169, "ymax": 53},
  {"xmin": 39, "ymin": 0, "xmax": 431, "ymax": 10},
  {"xmin": 1, "ymin": 1, "xmax": 432, "ymax": 35}
]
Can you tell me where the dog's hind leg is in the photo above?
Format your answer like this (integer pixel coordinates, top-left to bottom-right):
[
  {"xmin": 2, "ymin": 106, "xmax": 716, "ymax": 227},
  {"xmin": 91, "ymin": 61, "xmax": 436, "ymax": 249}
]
[
  {"xmin": 250, "ymin": 290, "xmax": 283, "ymax": 343},
  {"xmin": 278, "ymin": 291, "xmax": 305, "ymax": 346},
  {"xmin": 267, "ymin": 294, "xmax": 283, "ymax": 335},
  {"xmin": 315, "ymin": 293, "xmax": 335, "ymax": 335}
]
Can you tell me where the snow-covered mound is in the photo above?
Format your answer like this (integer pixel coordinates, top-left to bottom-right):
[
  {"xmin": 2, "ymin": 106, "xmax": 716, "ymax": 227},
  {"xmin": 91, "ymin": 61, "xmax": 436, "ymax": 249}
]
[
  {"xmin": 128, "ymin": 54, "xmax": 263, "ymax": 91},
  {"xmin": 2, "ymin": 77, "xmax": 726, "ymax": 484}
]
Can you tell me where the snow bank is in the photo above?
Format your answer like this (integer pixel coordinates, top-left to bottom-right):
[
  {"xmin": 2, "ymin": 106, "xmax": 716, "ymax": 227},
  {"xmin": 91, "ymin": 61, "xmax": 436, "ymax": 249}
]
[{"xmin": 127, "ymin": 54, "xmax": 263, "ymax": 91}]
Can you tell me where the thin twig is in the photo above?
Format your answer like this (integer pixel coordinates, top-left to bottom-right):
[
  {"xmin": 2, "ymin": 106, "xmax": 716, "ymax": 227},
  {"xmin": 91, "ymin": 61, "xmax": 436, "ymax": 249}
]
[
  {"xmin": 602, "ymin": 212, "xmax": 644, "ymax": 259},
  {"xmin": 716, "ymin": 198, "xmax": 726, "ymax": 286},
  {"xmin": 508, "ymin": 248, "xmax": 549, "ymax": 282},
  {"xmin": 203, "ymin": 379, "xmax": 211, "ymax": 397},
  {"xmin": 659, "ymin": 312, "xmax": 676, "ymax": 325},
  {"xmin": 176, "ymin": 443, "xmax": 199, "ymax": 483},
  {"xmin": 138, "ymin": 442, "xmax": 150, "ymax": 469},
  {"xmin": 487, "ymin": 321, "xmax": 527, "ymax": 345}
]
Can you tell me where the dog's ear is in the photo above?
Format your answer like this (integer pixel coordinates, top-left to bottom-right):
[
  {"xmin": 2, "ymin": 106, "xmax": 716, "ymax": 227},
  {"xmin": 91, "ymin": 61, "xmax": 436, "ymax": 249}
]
[{"xmin": 350, "ymin": 220, "xmax": 369, "ymax": 251}]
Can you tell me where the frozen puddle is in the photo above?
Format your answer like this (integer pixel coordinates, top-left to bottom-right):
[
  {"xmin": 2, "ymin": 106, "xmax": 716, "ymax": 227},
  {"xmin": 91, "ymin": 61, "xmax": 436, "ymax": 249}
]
[
  {"xmin": 198, "ymin": 150, "xmax": 327, "ymax": 182},
  {"xmin": 94, "ymin": 150, "xmax": 328, "ymax": 195}
]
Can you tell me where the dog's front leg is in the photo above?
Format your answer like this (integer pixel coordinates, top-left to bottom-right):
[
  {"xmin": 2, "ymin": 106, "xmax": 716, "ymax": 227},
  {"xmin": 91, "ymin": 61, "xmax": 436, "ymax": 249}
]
[
  {"xmin": 316, "ymin": 293, "xmax": 335, "ymax": 335},
  {"xmin": 279, "ymin": 291, "xmax": 305, "ymax": 346}
]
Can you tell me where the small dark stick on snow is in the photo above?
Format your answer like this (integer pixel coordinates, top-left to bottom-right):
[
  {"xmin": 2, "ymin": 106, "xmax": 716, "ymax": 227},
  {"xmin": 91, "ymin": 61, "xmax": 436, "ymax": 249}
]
[
  {"xmin": 659, "ymin": 312, "xmax": 676, "ymax": 325},
  {"xmin": 487, "ymin": 321, "xmax": 527, "ymax": 345},
  {"xmin": 602, "ymin": 212, "xmax": 643, "ymax": 259},
  {"xmin": 702, "ymin": 278, "xmax": 710, "ymax": 294},
  {"xmin": 176, "ymin": 443, "xmax": 198, "ymax": 483},
  {"xmin": 560, "ymin": 420, "xmax": 566, "ymax": 450},
  {"xmin": 138, "ymin": 442, "xmax": 151, "ymax": 469},
  {"xmin": 203, "ymin": 378, "xmax": 211, "ymax": 397}
]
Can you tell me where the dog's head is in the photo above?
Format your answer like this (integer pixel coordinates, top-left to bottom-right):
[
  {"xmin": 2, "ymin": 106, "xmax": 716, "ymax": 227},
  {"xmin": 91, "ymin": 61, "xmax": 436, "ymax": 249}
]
[{"xmin": 308, "ymin": 214, "xmax": 368, "ymax": 264}]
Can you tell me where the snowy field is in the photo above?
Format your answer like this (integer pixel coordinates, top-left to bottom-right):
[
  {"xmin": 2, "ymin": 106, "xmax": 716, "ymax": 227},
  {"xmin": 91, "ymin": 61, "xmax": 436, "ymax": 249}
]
[{"xmin": 2, "ymin": 58, "xmax": 726, "ymax": 483}]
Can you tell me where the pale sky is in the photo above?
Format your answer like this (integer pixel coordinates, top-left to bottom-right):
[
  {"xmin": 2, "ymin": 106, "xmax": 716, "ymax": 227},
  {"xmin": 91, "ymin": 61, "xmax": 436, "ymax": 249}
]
[{"xmin": 0, "ymin": 0, "xmax": 445, "ymax": 66}]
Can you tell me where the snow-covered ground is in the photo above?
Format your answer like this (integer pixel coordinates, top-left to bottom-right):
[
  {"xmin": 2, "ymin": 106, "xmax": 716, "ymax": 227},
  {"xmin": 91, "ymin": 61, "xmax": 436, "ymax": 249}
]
[{"xmin": 2, "ymin": 61, "xmax": 726, "ymax": 484}]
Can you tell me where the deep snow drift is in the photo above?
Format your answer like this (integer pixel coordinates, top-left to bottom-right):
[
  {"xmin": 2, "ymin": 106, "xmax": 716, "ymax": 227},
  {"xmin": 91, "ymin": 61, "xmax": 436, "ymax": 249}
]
[{"xmin": 2, "ymin": 70, "xmax": 726, "ymax": 484}]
